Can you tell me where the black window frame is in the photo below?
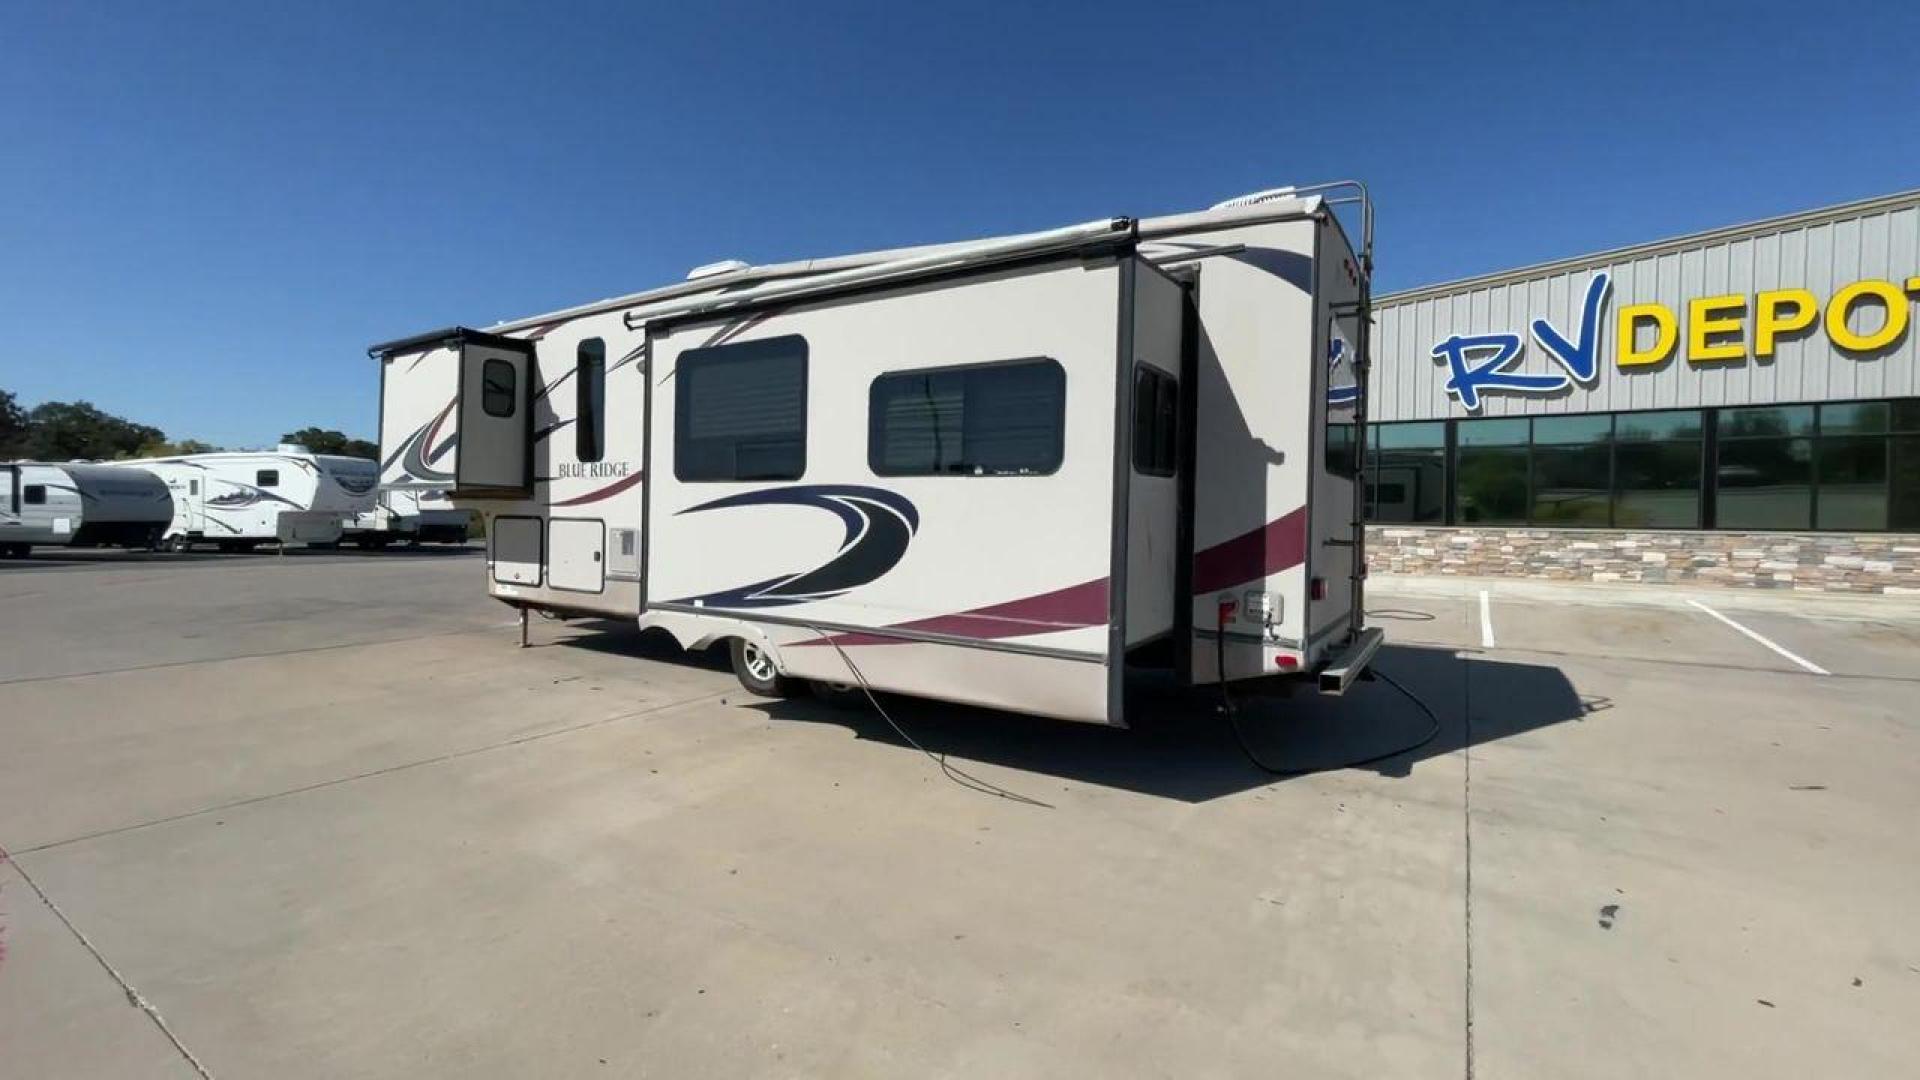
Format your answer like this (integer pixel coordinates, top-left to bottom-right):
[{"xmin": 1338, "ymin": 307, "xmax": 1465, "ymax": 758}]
[
  {"xmin": 576, "ymin": 337, "xmax": 606, "ymax": 464},
  {"xmin": 24, "ymin": 483, "xmax": 47, "ymax": 505},
  {"xmin": 480, "ymin": 358, "xmax": 518, "ymax": 419},
  {"xmin": 1132, "ymin": 363, "xmax": 1178, "ymax": 477},
  {"xmin": 674, "ymin": 333, "xmax": 809, "ymax": 483},
  {"xmin": 867, "ymin": 356, "xmax": 1067, "ymax": 479},
  {"xmin": 255, "ymin": 469, "xmax": 280, "ymax": 488}
]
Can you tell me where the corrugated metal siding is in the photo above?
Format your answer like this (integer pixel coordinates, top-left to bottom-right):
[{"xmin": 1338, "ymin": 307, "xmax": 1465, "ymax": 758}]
[{"xmin": 1371, "ymin": 195, "xmax": 1920, "ymax": 421}]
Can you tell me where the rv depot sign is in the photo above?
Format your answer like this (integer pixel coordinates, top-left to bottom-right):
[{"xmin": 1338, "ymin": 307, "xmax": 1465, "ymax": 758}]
[{"xmin": 1431, "ymin": 273, "xmax": 1920, "ymax": 411}]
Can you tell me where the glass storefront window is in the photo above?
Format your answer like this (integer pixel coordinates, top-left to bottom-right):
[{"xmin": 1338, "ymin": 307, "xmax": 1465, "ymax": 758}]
[
  {"xmin": 1533, "ymin": 414, "xmax": 1612, "ymax": 444},
  {"xmin": 1893, "ymin": 436, "xmax": 1920, "ymax": 530},
  {"xmin": 1615, "ymin": 441, "xmax": 1701, "ymax": 527},
  {"xmin": 1361, "ymin": 399, "xmax": 1917, "ymax": 533},
  {"xmin": 1616, "ymin": 409, "xmax": 1703, "ymax": 441},
  {"xmin": 1533, "ymin": 443, "xmax": 1611, "ymax": 524},
  {"xmin": 1455, "ymin": 445, "xmax": 1529, "ymax": 523},
  {"xmin": 1366, "ymin": 421, "xmax": 1446, "ymax": 523},
  {"xmin": 1819, "ymin": 401, "xmax": 1889, "ymax": 435},
  {"xmin": 1720, "ymin": 405, "xmax": 1814, "ymax": 438},
  {"xmin": 1716, "ymin": 435, "xmax": 1813, "ymax": 529},
  {"xmin": 1816, "ymin": 435, "xmax": 1889, "ymax": 530},
  {"xmin": 1457, "ymin": 417, "xmax": 1529, "ymax": 446}
]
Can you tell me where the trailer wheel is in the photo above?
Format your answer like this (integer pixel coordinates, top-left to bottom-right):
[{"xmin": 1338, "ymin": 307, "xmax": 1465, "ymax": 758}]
[
  {"xmin": 167, "ymin": 535, "xmax": 192, "ymax": 553},
  {"xmin": 729, "ymin": 639, "xmax": 797, "ymax": 698}
]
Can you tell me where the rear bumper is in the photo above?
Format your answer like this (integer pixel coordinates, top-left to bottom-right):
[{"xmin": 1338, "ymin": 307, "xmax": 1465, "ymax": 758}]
[{"xmin": 1317, "ymin": 626, "xmax": 1384, "ymax": 695}]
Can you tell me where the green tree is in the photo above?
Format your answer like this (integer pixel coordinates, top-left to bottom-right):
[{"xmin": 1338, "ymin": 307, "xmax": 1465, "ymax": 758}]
[
  {"xmin": 22, "ymin": 400, "xmax": 164, "ymax": 461},
  {"xmin": 0, "ymin": 389, "xmax": 26, "ymax": 457},
  {"xmin": 134, "ymin": 437, "xmax": 221, "ymax": 458},
  {"xmin": 282, "ymin": 427, "xmax": 377, "ymax": 459}
]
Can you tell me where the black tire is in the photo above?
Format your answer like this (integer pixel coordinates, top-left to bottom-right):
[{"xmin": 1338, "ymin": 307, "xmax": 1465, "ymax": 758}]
[
  {"xmin": 215, "ymin": 540, "xmax": 238, "ymax": 553},
  {"xmin": 729, "ymin": 638, "xmax": 798, "ymax": 698},
  {"xmin": 809, "ymin": 680, "xmax": 869, "ymax": 710},
  {"xmin": 1, "ymin": 543, "xmax": 29, "ymax": 559},
  {"xmin": 168, "ymin": 535, "xmax": 193, "ymax": 553}
]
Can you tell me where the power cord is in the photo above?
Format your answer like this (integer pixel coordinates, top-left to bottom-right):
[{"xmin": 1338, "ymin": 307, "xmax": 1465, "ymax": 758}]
[
  {"xmin": 1215, "ymin": 607, "xmax": 1443, "ymax": 776},
  {"xmin": 805, "ymin": 625, "xmax": 1053, "ymax": 809}
]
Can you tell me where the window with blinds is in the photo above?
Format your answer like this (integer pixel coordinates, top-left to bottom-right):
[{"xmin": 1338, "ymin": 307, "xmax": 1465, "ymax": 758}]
[
  {"xmin": 868, "ymin": 358, "xmax": 1065, "ymax": 477},
  {"xmin": 674, "ymin": 335, "xmax": 808, "ymax": 482}
]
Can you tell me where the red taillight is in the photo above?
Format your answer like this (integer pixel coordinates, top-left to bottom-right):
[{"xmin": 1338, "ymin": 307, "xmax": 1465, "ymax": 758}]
[
  {"xmin": 1274, "ymin": 655, "xmax": 1299, "ymax": 670},
  {"xmin": 1217, "ymin": 597, "xmax": 1237, "ymax": 627},
  {"xmin": 1311, "ymin": 577, "xmax": 1328, "ymax": 601}
]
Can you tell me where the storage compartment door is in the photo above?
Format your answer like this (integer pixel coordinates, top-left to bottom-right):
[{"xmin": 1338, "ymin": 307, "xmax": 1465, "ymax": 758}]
[
  {"xmin": 491, "ymin": 516, "xmax": 542, "ymax": 585},
  {"xmin": 456, "ymin": 339, "xmax": 534, "ymax": 494},
  {"xmin": 547, "ymin": 518, "xmax": 605, "ymax": 593}
]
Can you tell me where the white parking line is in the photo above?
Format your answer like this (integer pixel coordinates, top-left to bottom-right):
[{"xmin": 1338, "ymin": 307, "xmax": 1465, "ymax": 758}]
[
  {"xmin": 1685, "ymin": 599, "xmax": 1829, "ymax": 675},
  {"xmin": 1478, "ymin": 590, "xmax": 1496, "ymax": 648}
]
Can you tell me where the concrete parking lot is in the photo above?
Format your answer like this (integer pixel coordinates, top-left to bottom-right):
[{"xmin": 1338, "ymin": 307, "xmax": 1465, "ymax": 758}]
[{"xmin": 1, "ymin": 551, "xmax": 1916, "ymax": 1078}]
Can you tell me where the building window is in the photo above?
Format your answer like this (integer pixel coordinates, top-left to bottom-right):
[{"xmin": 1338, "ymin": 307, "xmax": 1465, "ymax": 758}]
[
  {"xmin": 1613, "ymin": 410, "xmax": 1702, "ymax": 528},
  {"xmin": 24, "ymin": 484, "xmax": 46, "ymax": 505},
  {"xmin": 1893, "ymin": 400, "xmax": 1920, "ymax": 531},
  {"xmin": 1365, "ymin": 421, "xmax": 1446, "ymax": 523},
  {"xmin": 1131, "ymin": 364, "xmax": 1178, "ymax": 477},
  {"xmin": 675, "ymin": 335, "xmax": 807, "ymax": 482},
  {"xmin": 481, "ymin": 358, "xmax": 517, "ymax": 419},
  {"xmin": 256, "ymin": 469, "xmax": 280, "ymax": 488},
  {"xmin": 1714, "ymin": 406, "xmax": 1814, "ymax": 530},
  {"xmin": 869, "ymin": 358, "xmax": 1064, "ymax": 477},
  {"xmin": 1531, "ymin": 415, "xmax": 1613, "ymax": 526},
  {"xmin": 576, "ymin": 338, "xmax": 606, "ymax": 464},
  {"xmin": 1454, "ymin": 417, "xmax": 1529, "ymax": 524}
]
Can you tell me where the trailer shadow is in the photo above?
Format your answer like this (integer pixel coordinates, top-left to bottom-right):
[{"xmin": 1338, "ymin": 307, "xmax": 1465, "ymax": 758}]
[{"xmin": 557, "ymin": 626, "xmax": 1590, "ymax": 804}]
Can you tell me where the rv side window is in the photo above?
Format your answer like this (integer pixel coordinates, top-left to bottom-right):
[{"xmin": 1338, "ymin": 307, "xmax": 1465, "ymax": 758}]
[
  {"xmin": 576, "ymin": 338, "xmax": 606, "ymax": 463},
  {"xmin": 675, "ymin": 334, "xmax": 808, "ymax": 482},
  {"xmin": 1131, "ymin": 364, "xmax": 1178, "ymax": 476},
  {"xmin": 190, "ymin": 479, "xmax": 199, "ymax": 496},
  {"xmin": 256, "ymin": 469, "xmax": 279, "ymax": 487},
  {"xmin": 24, "ymin": 484, "xmax": 46, "ymax": 505},
  {"xmin": 868, "ymin": 358, "xmax": 1065, "ymax": 477},
  {"xmin": 481, "ymin": 358, "xmax": 517, "ymax": 418}
]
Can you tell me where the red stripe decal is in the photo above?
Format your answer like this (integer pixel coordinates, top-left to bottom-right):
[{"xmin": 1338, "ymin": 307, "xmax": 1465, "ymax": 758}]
[
  {"xmin": 791, "ymin": 507, "xmax": 1305, "ymax": 648},
  {"xmin": 797, "ymin": 578, "xmax": 1108, "ymax": 648},
  {"xmin": 1191, "ymin": 507, "xmax": 1308, "ymax": 594},
  {"xmin": 549, "ymin": 471, "xmax": 645, "ymax": 506}
]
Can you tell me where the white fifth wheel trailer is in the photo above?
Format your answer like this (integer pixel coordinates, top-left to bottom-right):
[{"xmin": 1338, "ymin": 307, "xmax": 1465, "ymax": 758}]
[
  {"xmin": 112, "ymin": 447, "xmax": 376, "ymax": 551},
  {"xmin": 351, "ymin": 486, "xmax": 473, "ymax": 547},
  {"xmin": 0, "ymin": 462, "xmax": 172, "ymax": 557},
  {"xmin": 372, "ymin": 182, "xmax": 1381, "ymax": 725}
]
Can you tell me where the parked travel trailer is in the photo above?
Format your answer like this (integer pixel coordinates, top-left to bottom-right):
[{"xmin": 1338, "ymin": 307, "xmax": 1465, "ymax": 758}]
[
  {"xmin": 352, "ymin": 486, "xmax": 472, "ymax": 546},
  {"xmin": 0, "ymin": 462, "xmax": 172, "ymax": 557},
  {"xmin": 372, "ymin": 182, "xmax": 1382, "ymax": 725},
  {"xmin": 113, "ymin": 447, "xmax": 377, "ymax": 551}
]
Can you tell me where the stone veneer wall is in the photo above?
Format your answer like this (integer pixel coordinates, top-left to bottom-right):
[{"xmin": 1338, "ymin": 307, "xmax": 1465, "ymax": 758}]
[{"xmin": 1365, "ymin": 526, "xmax": 1920, "ymax": 594}]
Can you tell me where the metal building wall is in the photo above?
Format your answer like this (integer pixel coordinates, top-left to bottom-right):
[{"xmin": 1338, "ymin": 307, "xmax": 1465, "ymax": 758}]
[{"xmin": 1370, "ymin": 191, "xmax": 1920, "ymax": 422}]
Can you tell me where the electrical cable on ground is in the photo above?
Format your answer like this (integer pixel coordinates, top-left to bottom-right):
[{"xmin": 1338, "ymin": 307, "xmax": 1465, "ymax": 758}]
[
  {"xmin": 1215, "ymin": 608, "xmax": 1443, "ymax": 776},
  {"xmin": 807, "ymin": 625, "xmax": 1053, "ymax": 809}
]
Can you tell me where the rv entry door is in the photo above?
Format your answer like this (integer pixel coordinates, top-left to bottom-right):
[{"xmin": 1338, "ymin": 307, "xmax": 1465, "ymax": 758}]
[{"xmin": 456, "ymin": 336, "xmax": 535, "ymax": 494}]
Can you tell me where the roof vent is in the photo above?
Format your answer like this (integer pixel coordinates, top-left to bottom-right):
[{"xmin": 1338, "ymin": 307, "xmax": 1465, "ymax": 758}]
[
  {"xmin": 277, "ymin": 442, "xmax": 309, "ymax": 454},
  {"xmin": 686, "ymin": 259, "xmax": 750, "ymax": 281}
]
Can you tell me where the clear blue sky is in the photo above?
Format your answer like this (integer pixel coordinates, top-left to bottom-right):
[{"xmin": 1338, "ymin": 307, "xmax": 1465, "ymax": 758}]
[{"xmin": 2, "ymin": 1, "xmax": 1915, "ymax": 448}]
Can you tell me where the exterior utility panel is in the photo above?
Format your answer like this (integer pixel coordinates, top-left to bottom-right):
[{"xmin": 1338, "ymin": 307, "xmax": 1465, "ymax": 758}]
[
  {"xmin": 372, "ymin": 186, "xmax": 1379, "ymax": 725},
  {"xmin": 0, "ymin": 462, "xmax": 172, "ymax": 555}
]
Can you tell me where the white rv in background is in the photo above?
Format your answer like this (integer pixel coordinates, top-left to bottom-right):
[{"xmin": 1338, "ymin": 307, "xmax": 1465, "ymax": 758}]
[
  {"xmin": 113, "ymin": 446, "xmax": 376, "ymax": 551},
  {"xmin": 372, "ymin": 182, "xmax": 1381, "ymax": 726},
  {"xmin": 352, "ymin": 486, "xmax": 472, "ymax": 547},
  {"xmin": 0, "ymin": 462, "xmax": 172, "ymax": 557}
]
